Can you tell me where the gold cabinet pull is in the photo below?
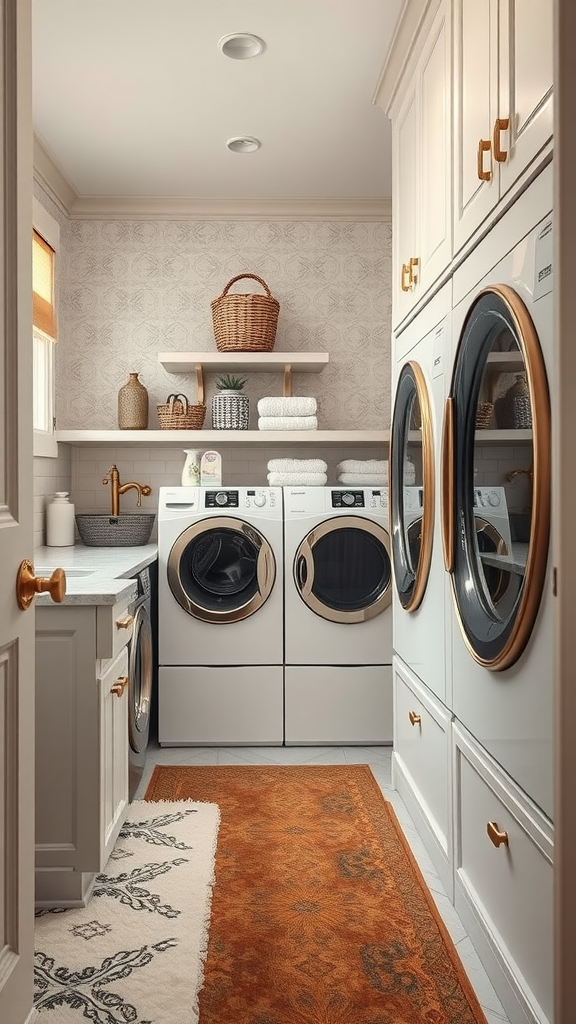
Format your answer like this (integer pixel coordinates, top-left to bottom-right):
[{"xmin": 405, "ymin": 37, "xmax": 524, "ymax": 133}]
[
  {"xmin": 110, "ymin": 675, "xmax": 129, "ymax": 698},
  {"xmin": 477, "ymin": 138, "xmax": 492, "ymax": 181},
  {"xmin": 408, "ymin": 711, "xmax": 421, "ymax": 726},
  {"xmin": 116, "ymin": 614, "xmax": 134, "ymax": 631},
  {"xmin": 409, "ymin": 257, "xmax": 419, "ymax": 285},
  {"xmin": 487, "ymin": 821, "xmax": 509, "ymax": 848},
  {"xmin": 493, "ymin": 117, "xmax": 510, "ymax": 162},
  {"xmin": 401, "ymin": 263, "xmax": 411, "ymax": 292},
  {"xmin": 441, "ymin": 398, "xmax": 455, "ymax": 573},
  {"xmin": 16, "ymin": 560, "xmax": 66, "ymax": 611}
]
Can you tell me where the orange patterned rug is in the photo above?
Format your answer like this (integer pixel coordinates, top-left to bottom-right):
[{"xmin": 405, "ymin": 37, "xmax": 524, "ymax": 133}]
[{"xmin": 145, "ymin": 764, "xmax": 487, "ymax": 1024}]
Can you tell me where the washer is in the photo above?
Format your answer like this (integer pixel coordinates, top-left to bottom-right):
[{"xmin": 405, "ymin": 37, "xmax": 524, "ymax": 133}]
[
  {"xmin": 122, "ymin": 563, "xmax": 155, "ymax": 800},
  {"xmin": 448, "ymin": 166, "xmax": 554, "ymax": 817},
  {"xmin": 283, "ymin": 485, "xmax": 393, "ymax": 745},
  {"xmin": 157, "ymin": 485, "xmax": 283, "ymax": 745}
]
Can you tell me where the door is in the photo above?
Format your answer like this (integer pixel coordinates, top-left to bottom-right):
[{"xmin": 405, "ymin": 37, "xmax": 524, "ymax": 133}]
[
  {"xmin": 294, "ymin": 516, "xmax": 392, "ymax": 623},
  {"xmin": 167, "ymin": 517, "xmax": 276, "ymax": 622},
  {"xmin": 128, "ymin": 600, "xmax": 153, "ymax": 757},
  {"xmin": 0, "ymin": 2, "xmax": 35, "ymax": 1023}
]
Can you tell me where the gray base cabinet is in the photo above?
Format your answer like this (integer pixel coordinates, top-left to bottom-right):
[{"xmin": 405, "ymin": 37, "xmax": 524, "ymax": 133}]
[{"xmin": 35, "ymin": 601, "xmax": 130, "ymax": 907}]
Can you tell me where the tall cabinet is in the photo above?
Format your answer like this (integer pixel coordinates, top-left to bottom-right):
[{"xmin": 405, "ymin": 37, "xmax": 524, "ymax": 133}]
[{"xmin": 375, "ymin": 2, "xmax": 553, "ymax": 1023}]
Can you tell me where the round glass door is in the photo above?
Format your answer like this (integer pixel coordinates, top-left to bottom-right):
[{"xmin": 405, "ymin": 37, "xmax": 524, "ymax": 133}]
[
  {"xmin": 390, "ymin": 360, "xmax": 434, "ymax": 611},
  {"xmin": 294, "ymin": 516, "xmax": 392, "ymax": 623},
  {"xmin": 443, "ymin": 285, "xmax": 551, "ymax": 669},
  {"xmin": 128, "ymin": 602, "xmax": 153, "ymax": 755},
  {"xmin": 168, "ymin": 517, "xmax": 276, "ymax": 622}
]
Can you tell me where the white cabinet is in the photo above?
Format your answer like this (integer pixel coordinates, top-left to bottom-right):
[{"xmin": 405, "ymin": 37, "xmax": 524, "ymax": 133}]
[
  {"xmin": 35, "ymin": 601, "xmax": 131, "ymax": 907},
  {"xmin": 453, "ymin": 0, "xmax": 553, "ymax": 253},
  {"xmin": 387, "ymin": 0, "xmax": 451, "ymax": 327}
]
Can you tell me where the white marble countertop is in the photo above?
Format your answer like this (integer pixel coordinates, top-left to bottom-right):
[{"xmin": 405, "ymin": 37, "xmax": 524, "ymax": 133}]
[{"xmin": 34, "ymin": 543, "xmax": 158, "ymax": 606}]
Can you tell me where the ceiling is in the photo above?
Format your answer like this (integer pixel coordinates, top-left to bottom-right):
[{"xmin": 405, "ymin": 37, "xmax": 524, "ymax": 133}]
[{"xmin": 32, "ymin": 0, "xmax": 402, "ymax": 202}]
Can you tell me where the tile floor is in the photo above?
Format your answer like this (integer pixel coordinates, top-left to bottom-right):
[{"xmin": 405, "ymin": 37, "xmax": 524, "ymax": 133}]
[{"xmin": 134, "ymin": 741, "xmax": 512, "ymax": 1024}]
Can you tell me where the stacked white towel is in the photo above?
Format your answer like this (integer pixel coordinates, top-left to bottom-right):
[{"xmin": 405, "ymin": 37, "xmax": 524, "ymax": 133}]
[
  {"xmin": 257, "ymin": 396, "xmax": 318, "ymax": 431},
  {"xmin": 336, "ymin": 459, "xmax": 388, "ymax": 486},
  {"xmin": 267, "ymin": 458, "xmax": 327, "ymax": 487}
]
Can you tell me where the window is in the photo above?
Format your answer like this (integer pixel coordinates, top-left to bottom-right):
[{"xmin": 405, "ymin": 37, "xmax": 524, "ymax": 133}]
[{"xmin": 33, "ymin": 198, "xmax": 59, "ymax": 457}]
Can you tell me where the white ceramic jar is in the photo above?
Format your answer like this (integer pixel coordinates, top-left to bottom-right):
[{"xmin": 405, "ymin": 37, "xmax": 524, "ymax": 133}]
[{"xmin": 46, "ymin": 492, "xmax": 75, "ymax": 547}]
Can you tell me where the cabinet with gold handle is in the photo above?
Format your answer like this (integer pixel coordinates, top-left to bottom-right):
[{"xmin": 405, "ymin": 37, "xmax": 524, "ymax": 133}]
[
  {"xmin": 115, "ymin": 614, "xmax": 134, "ymax": 631},
  {"xmin": 401, "ymin": 263, "xmax": 411, "ymax": 292},
  {"xmin": 487, "ymin": 820, "xmax": 509, "ymax": 848},
  {"xmin": 408, "ymin": 710, "xmax": 422, "ymax": 726},
  {"xmin": 493, "ymin": 117, "xmax": 510, "ymax": 162},
  {"xmin": 408, "ymin": 256, "xmax": 419, "ymax": 284},
  {"xmin": 110, "ymin": 675, "xmax": 129, "ymax": 698},
  {"xmin": 477, "ymin": 138, "xmax": 492, "ymax": 181}
]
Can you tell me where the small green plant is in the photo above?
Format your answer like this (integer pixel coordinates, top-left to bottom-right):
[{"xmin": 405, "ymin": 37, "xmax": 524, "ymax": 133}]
[{"xmin": 216, "ymin": 374, "xmax": 247, "ymax": 391}]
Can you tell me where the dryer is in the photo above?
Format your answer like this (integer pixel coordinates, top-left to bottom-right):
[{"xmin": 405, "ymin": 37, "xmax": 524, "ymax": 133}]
[
  {"xmin": 283, "ymin": 486, "xmax": 393, "ymax": 745},
  {"xmin": 446, "ymin": 166, "xmax": 554, "ymax": 818},
  {"xmin": 157, "ymin": 485, "xmax": 283, "ymax": 746}
]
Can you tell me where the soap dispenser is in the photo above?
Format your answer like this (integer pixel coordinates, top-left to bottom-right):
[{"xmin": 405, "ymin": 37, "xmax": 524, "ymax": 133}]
[{"xmin": 46, "ymin": 492, "xmax": 75, "ymax": 547}]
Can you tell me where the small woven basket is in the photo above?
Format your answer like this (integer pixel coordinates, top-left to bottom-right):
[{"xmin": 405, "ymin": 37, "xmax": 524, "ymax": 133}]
[
  {"xmin": 157, "ymin": 393, "xmax": 206, "ymax": 430},
  {"xmin": 211, "ymin": 273, "xmax": 279, "ymax": 352},
  {"xmin": 475, "ymin": 402, "xmax": 494, "ymax": 429}
]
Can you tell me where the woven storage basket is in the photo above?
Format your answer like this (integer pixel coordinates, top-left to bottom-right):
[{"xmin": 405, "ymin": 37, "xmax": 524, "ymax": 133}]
[
  {"xmin": 475, "ymin": 401, "xmax": 494, "ymax": 429},
  {"xmin": 211, "ymin": 273, "xmax": 279, "ymax": 352},
  {"xmin": 494, "ymin": 375, "xmax": 532, "ymax": 429},
  {"xmin": 157, "ymin": 393, "xmax": 206, "ymax": 430}
]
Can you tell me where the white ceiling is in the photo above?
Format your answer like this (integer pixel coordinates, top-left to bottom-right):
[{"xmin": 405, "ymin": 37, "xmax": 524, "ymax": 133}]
[{"xmin": 32, "ymin": 0, "xmax": 402, "ymax": 201}]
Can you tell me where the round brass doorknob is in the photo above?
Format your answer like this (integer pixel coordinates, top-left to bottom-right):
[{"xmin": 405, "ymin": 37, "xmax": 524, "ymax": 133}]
[{"xmin": 16, "ymin": 560, "xmax": 66, "ymax": 610}]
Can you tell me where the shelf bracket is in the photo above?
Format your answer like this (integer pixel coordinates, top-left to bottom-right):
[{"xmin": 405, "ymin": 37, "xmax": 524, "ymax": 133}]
[
  {"xmin": 283, "ymin": 364, "xmax": 292, "ymax": 398},
  {"xmin": 195, "ymin": 364, "xmax": 205, "ymax": 406}
]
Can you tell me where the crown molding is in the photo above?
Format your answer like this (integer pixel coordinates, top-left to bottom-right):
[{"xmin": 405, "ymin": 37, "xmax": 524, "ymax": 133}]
[
  {"xmin": 33, "ymin": 135, "xmax": 391, "ymax": 222},
  {"xmin": 373, "ymin": 0, "xmax": 432, "ymax": 114}
]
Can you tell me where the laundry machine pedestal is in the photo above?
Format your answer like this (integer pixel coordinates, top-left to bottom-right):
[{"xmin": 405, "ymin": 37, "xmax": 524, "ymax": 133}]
[{"xmin": 284, "ymin": 665, "xmax": 392, "ymax": 745}]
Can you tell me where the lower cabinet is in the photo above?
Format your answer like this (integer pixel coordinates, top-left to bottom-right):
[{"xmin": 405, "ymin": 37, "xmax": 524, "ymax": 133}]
[
  {"xmin": 35, "ymin": 602, "xmax": 131, "ymax": 907},
  {"xmin": 392, "ymin": 655, "xmax": 453, "ymax": 896},
  {"xmin": 453, "ymin": 723, "xmax": 553, "ymax": 1024}
]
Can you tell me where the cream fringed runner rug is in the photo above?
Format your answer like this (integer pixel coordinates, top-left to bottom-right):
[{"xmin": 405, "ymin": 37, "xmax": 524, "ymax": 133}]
[{"xmin": 34, "ymin": 800, "xmax": 220, "ymax": 1023}]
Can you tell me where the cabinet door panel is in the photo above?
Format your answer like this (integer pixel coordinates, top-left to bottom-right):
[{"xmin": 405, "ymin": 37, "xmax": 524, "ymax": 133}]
[
  {"xmin": 419, "ymin": 3, "xmax": 451, "ymax": 293},
  {"xmin": 99, "ymin": 648, "xmax": 129, "ymax": 865},
  {"xmin": 392, "ymin": 83, "xmax": 418, "ymax": 326}
]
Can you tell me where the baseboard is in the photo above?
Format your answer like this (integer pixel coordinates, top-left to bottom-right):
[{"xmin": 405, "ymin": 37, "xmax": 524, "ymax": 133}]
[{"xmin": 392, "ymin": 751, "xmax": 453, "ymax": 900}]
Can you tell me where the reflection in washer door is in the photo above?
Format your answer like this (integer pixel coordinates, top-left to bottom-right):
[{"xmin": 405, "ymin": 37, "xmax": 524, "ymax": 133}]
[
  {"xmin": 168, "ymin": 518, "xmax": 276, "ymax": 623},
  {"xmin": 295, "ymin": 517, "xmax": 392, "ymax": 624}
]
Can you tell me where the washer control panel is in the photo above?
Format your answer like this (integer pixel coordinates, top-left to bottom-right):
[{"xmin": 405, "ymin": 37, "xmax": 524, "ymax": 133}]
[
  {"xmin": 473, "ymin": 487, "xmax": 505, "ymax": 510},
  {"xmin": 205, "ymin": 490, "xmax": 239, "ymax": 508},
  {"xmin": 244, "ymin": 489, "xmax": 277, "ymax": 509}
]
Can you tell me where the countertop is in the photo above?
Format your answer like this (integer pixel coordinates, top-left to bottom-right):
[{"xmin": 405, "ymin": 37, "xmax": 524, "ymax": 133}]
[{"xmin": 34, "ymin": 543, "xmax": 158, "ymax": 606}]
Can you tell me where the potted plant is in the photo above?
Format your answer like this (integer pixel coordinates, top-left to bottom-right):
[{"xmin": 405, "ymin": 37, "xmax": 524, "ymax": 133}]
[{"xmin": 212, "ymin": 374, "xmax": 250, "ymax": 430}]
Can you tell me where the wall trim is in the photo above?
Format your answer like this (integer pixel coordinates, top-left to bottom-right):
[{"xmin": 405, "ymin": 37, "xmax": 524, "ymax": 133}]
[{"xmin": 33, "ymin": 136, "xmax": 391, "ymax": 222}]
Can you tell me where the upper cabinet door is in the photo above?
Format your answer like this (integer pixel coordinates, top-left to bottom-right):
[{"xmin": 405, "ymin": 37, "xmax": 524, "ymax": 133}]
[
  {"xmin": 392, "ymin": 82, "xmax": 419, "ymax": 326},
  {"xmin": 453, "ymin": 0, "xmax": 553, "ymax": 254}
]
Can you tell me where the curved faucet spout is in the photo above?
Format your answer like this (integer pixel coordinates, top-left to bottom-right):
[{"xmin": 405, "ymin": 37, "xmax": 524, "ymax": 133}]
[{"xmin": 102, "ymin": 464, "xmax": 152, "ymax": 515}]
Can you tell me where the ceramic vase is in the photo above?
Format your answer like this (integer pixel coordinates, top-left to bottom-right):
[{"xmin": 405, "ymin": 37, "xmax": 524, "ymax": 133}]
[
  {"xmin": 211, "ymin": 391, "xmax": 249, "ymax": 430},
  {"xmin": 118, "ymin": 372, "xmax": 149, "ymax": 429},
  {"xmin": 181, "ymin": 449, "xmax": 201, "ymax": 486}
]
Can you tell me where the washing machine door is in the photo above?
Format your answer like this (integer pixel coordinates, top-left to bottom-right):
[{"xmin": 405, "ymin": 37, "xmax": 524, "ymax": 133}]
[
  {"xmin": 167, "ymin": 516, "xmax": 276, "ymax": 622},
  {"xmin": 390, "ymin": 360, "xmax": 435, "ymax": 611},
  {"xmin": 294, "ymin": 516, "xmax": 392, "ymax": 623},
  {"xmin": 128, "ymin": 600, "xmax": 153, "ymax": 755},
  {"xmin": 442, "ymin": 284, "xmax": 551, "ymax": 669}
]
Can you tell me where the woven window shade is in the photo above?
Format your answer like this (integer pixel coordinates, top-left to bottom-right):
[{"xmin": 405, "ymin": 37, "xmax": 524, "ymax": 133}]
[{"xmin": 33, "ymin": 229, "xmax": 57, "ymax": 339}]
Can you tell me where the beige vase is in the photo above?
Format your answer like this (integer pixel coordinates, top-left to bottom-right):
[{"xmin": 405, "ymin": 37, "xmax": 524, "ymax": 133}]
[{"xmin": 118, "ymin": 372, "xmax": 149, "ymax": 429}]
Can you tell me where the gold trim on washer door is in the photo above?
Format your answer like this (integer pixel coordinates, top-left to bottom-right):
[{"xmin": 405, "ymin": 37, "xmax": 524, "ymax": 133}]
[
  {"xmin": 168, "ymin": 516, "xmax": 276, "ymax": 623},
  {"xmin": 405, "ymin": 360, "xmax": 435, "ymax": 612},
  {"xmin": 294, "ymin": 516, "xmax": 392, "ymax": 624},
  {"xmin": 441, "ymin": 397, "xmax": 455, "ymax": 573}
]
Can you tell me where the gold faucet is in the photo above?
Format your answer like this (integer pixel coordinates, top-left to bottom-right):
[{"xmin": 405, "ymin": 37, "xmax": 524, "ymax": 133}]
[
  {"xmin": 102, "ymin": 465, "xmax": 152, "ymax": 516},
  {"xmin": 506, "ymin": 466, "xmax": 534, "ymax": 485}
]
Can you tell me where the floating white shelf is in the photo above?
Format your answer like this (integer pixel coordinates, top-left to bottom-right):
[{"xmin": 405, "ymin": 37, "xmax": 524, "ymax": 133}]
[
  {"xmin": 56, "ymin": 429, "xmax": 389, "ymax": 448},
  {"xmin": 475, "ymin": 429, "xmax": 532, "ymax": 443},
  {"xmin": 158, "ymin": 351, "xmax": 329, "ymax": 374}
]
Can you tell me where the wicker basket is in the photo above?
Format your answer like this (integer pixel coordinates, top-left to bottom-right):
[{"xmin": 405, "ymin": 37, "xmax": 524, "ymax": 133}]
[
  {"xmin": 475, "ymin": 401, "xmax": 494, "ymax": 429},
  {"xmin": 157, "ymin": 393, "xmax": 206, "ymax": 430},
  {"xmin": 211, "ymin": 273, "xmax": 279, "ymax": 352}
]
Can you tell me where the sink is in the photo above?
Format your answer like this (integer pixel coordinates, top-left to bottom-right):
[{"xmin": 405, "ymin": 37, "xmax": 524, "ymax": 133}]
[{"xmin": 75, "ymin": 512, "xmax": 155, "ymax": 547}]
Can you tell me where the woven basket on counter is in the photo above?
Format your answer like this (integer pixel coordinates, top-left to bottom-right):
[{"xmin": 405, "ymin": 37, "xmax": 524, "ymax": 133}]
[
  {"xmin": 157, "ymin": 393, "xmax": 206, "ymax": 430},
  {"xmin": 211, "ymin": 273, "xmax": 279, "ymax": 352}
]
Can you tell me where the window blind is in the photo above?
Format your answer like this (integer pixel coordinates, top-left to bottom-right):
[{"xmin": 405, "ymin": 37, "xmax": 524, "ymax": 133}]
[{"xmin": 33, "ymin": 229, "xmax": 57, "ymax": 339}]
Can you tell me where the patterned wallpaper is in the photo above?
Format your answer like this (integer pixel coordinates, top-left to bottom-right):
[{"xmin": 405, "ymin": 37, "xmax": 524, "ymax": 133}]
[{"xmin": 47, "ymin": 207, "xmax": 391, "ymax": 431}]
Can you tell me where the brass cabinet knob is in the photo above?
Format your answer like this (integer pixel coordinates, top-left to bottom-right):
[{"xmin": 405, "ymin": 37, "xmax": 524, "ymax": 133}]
[
  {"xmin": 401, "ymin": 262, "xmax": 411, "ymax": 292},
  {"xmin": 487, "ymin": 821, "xmax": 509, "ymax": 848},
  {"xmin": 408, "ymin": 710, "xmax": 421, "ymax": 726},
  {"xmin": 16, "ymin": 560, "xmax": 66, "ymax": 611},
  {"xmin": 110, "ymin": 675, "xmax": 129, "ymax": 698},
  {"xmin": 116, "ymin": 614, "xmax": 134, "ymax": 631},
  {"xmin": 408, "ymin": 256, "xmax": 419, "ymax": 285},
  {"xmin": 477, "ymin": 138, "xmax": 492, "ymax": 181},
  {"xmin": 493, "ymin": 117, "xmax": 510, "ymax": 162}
]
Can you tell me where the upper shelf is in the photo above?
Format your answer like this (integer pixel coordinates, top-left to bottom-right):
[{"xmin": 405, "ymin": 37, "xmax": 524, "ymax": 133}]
[
  {"xmin": 56, "ymin": 429, "xmax": 389, "ymax": 448},
  {"xmin": 158, "ymin": 351, "xmax": 329, "ymax": 374}
]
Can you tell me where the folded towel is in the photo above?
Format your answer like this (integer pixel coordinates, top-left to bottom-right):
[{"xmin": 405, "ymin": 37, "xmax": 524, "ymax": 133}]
[
  {"xmin": 258, "ymin": 416, "xmax": 318, "ymax": 431},
  {"xmin": 338, "ymin": 473, "xmax": 387, "ymax": 486},
  {"xmin": 267, "ymin": 458, "xmax": 328, "ymax": 474},
  {"xmin": 337, "ymin": 459, "xmax": 388, "ymax": 474},
  {"xmin": 268, "ymin": 472, "xmax": 327, "ymax": 486},
  {"xmin": 258, "ymin": 397, "xmax": 317, "ymax": 417}
]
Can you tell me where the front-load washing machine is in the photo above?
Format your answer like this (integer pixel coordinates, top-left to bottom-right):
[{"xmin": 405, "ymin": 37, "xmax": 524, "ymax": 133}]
[
  {"xmin": 158, "ymin": 485, "xmax": 283, "ymax": 745},
  {"xmin": 283, "ymin": 486, "xmax": 393, "ymax": 745},
  {"xmin": 120, "ymin": 562, "xmax": 155, "ymax": 799},
  {"xmin": 445, "ymin": 165, "xmax": 554, "ymax": 818}
]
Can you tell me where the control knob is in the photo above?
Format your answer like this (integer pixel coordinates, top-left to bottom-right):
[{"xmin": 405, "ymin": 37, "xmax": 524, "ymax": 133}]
[
  {"xmin": 253, "ymin": 494, "xmax": 266, "ymax": 507},
  {"xmin": 215, "ymin": 491, "xmax": 227, "ymax": 506},
  {"xmin": 487, "ymin": 491, "xmax": 500, "ymax": 507},
  {"xmin": 342, "ymin": 492, "xmax": 354, "ymax": 506}
]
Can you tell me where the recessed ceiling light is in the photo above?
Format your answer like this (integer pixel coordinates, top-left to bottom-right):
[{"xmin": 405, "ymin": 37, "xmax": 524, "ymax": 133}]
[
  {"xmin": 218, "ymin": 33, "xmax": 266, "ymax": 60},
  {"xmin": 226, "ymin": 137, "xmax": 261, "ymax": 154}
]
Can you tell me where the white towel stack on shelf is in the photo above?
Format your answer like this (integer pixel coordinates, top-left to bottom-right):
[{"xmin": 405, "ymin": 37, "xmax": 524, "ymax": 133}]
[
  {"xmin": 258, "ymin": 397, "xmax": 318, "ymax": 431},
  {"xmin": 267, "ymin": 458, "xmax": 328, "ymax": 487},
  {"xmin": 336, "ymin": 459, "xmax": 388, "ymax": 486}
]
